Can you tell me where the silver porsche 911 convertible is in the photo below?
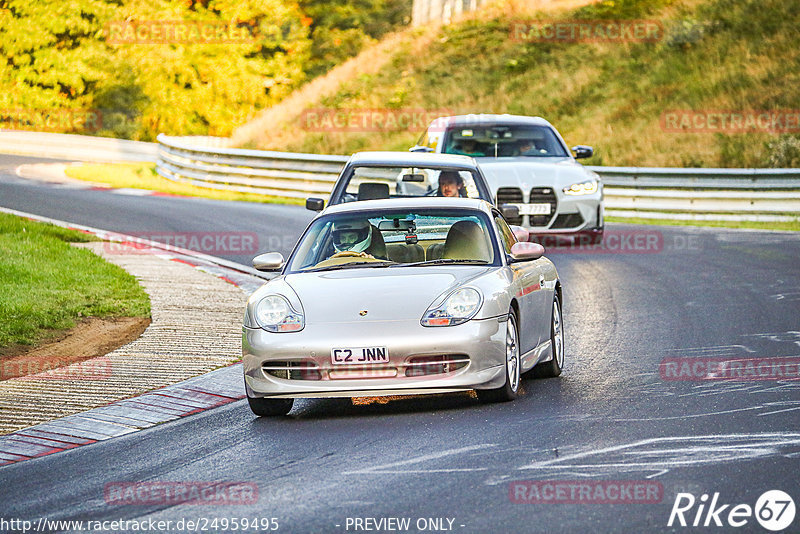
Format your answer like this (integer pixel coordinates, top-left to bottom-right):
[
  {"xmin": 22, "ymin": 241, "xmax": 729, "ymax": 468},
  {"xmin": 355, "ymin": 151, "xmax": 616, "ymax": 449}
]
[{"xmin": 242, "ymin": 197, "xmax": 564, "ymax": 416}]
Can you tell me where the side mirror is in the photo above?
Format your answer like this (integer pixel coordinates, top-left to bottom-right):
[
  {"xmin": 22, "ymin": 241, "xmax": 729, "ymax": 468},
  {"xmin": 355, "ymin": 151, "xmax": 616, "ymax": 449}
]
[
  {"xmin": 253, "ymin": 252, "xmax": 285, "ymax": 272},
  {"xmin": 510, "ymin": 225, "xmax": 529, "ymax": 243},
  {"xmin": 409, "ymin": 145, "xmax": 434, "ymax": 153},
  {"xmin": 306, "ymin": 197, "xmax": 324, "ymax": 211},
  {"xmin": 500, "ymin": 204, "xmax": 520, "ymax": 220},
  {"xmin": 509, "ymin": 242, "xmax": 544, "ymax": 262},
  {"xmin": 571, "ymin": 145, "xmax": 594, "ymax": 159}
]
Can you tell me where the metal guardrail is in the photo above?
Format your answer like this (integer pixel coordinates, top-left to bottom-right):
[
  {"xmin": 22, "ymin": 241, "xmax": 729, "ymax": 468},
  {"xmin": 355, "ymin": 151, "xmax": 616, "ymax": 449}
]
[
  {"xmin": 594, "ymin": 166, "xmax": 800, "ymax": 189},
  {"xmin": 157, "ymin": 134, "xmax": 348, "ymax": 199},
  {"xmin": 153, "ymin": 134, "xmax": 799, "ymax": 222},
  {"xmin": 1, "ymin": 131, "xmax": 794, "ymax": 221},
  {"xmin": 592, "ymin": 167, "xmax": 800, "ymax": 221}
]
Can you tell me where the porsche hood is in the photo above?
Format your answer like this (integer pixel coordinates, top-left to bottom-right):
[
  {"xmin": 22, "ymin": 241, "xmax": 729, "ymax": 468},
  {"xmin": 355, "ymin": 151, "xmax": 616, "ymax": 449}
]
[{"xmin": 284, "ymin": 266, "xmax": 491, "ymax": 323}]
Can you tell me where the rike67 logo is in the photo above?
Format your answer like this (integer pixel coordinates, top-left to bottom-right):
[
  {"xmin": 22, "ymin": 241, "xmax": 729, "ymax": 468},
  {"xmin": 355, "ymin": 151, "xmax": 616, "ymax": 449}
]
[{"xmin": 668, "ymin": 490, "xmax": 795, "ymax": 531}]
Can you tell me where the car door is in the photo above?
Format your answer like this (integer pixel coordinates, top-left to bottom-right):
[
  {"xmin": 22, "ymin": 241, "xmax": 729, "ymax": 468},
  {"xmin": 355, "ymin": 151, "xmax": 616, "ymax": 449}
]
[{"xmin": 493, "ymin": 213, "xmax": 548, "ymax": 354}]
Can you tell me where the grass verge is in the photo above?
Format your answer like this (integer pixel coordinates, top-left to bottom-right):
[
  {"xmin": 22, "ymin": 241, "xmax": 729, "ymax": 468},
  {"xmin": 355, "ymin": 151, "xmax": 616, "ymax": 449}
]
[
  {"xmin": 0, "ymin": 212, "xmax": 151, "ymax": 355},
  {"xmin": 64, "ymin": 163, "xmax": 305, "ymax": 206},
  {"xmin": 606, "ymin": 216, "xmax": 800, "ymax": 231}
]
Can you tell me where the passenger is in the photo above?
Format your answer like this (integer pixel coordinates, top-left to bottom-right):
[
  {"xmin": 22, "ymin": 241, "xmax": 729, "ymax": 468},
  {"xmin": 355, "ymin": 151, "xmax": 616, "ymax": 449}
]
[
  {"xmin": 517, "ymin": 140, "xmax": 534, "ymax": 155},
  {"xmin": 437, "ymin": 171, "xmax": 468, "ymax": 198},
  {"xmin": 518, "ymin": 139, "xmax": 547, "ymax": 155}
]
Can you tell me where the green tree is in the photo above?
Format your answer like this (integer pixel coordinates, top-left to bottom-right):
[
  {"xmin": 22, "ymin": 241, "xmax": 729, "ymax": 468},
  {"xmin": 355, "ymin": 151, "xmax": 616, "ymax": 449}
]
[
  {"xmin": 300, "ymin": 0, "xmax": 411, "ymax": 77},
  {"xmin": 0, "ymin": 0, "xmax": 312, "ymax": 139}
]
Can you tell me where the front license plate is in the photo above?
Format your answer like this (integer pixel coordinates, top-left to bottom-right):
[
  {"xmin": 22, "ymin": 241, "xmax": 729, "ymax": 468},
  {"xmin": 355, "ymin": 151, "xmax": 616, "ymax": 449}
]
[
  {"xmin": 518, "ymin": 203, "xmax": 551, "ymax": 216},
  {"xmin": 331, "ymin": 347, "xmax": 389, "ymax": 365}
]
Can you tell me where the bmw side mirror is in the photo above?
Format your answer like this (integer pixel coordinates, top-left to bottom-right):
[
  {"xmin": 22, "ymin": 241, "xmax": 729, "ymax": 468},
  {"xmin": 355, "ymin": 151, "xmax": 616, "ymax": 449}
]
[
  {"xmin": 571, "ymin": 145, "xmax": 594, "ymax": 159},
  {"xmin": 253, "ymin": 252, "xmax": 285, "ymax": 272},
  {"xmin": 306, "ymin": 198, "xmax": 324, "ymax": 211},
  {"xmin": 509, "ymin": 242, "xmax": 544, "ymax": 262},
  {"xmin": 501, "ymin": 204, "xmax": 520, "ymax": 221},
  {"xmin": 409, "ymin": 145, "xmax": 434, "ymax": 153}
]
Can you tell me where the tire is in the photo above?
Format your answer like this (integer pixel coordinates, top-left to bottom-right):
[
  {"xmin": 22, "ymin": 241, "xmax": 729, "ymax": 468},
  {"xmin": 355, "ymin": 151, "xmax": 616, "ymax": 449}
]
[
  {"xmin": 247, "ymin": 395, "xmax": 293, "ymax": 416},
  {"xmin": 477, "ymin": 309, "xmax": 520, "ymax": 403},
  {"xmin": 533, "ymin": 293, "xmax": 564, "ymax": 378},
  {"xmin": 590, "ymin": 204, "xmax": 604, "ymax": 245}
]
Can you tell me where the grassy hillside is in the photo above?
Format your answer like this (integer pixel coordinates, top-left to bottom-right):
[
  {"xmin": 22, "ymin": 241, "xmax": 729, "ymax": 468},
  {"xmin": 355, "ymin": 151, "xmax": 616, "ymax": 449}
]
[{"xmin": 239, "ymin": 0, "xmax": 800, "ymax": 168}]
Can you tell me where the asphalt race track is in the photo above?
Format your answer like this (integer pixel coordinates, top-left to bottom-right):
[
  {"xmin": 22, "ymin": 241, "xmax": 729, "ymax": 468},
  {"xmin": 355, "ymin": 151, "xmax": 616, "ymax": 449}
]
[
  {"xmin": 2, "ymin": 155, "xmax": 800, "ymax": 533},
  {"xmin": 0, "ymin": 156, "xmax": 315, "ymax": 265}
]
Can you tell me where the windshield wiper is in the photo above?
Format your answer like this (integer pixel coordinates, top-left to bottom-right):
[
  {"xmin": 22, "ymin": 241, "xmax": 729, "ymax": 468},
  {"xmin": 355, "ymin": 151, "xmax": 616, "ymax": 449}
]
[
  {"xmin": 395, "ymin": 259, "xmax": 490, "ymax": 267},
  {"xmin": 304, "ymin": 261, "xmax": 398, "ymax": 273}
]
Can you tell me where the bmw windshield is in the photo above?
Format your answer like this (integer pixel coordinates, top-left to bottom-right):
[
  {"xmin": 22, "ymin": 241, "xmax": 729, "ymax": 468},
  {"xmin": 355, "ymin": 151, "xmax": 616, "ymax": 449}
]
[{"xmin": 441, "ymin": 124, "xmax": 569, "ymax": 158}]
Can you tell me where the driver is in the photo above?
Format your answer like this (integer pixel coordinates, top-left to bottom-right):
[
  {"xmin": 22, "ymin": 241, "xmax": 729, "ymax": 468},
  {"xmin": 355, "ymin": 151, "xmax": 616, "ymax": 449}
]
[
  {"xmin": 332, "ymin": 219, "xmax": 373, "ymax": 253},
  {"xmin": 437, "ymin": 170, "xmax": 467, "ymax": 198}
]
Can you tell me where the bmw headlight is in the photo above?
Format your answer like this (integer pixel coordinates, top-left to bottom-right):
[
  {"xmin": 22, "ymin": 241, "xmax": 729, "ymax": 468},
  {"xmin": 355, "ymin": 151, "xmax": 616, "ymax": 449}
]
[
  {"xmin": 563, "ymin": 180, "xmax": 598, "ymax": 195},
  {"xmin": 421, "ymin": 288, "xmax": 483, "ymax": 327},
  {"xmin": 254, "ymin": 295, "xmax": 304, "ymax": 332}
]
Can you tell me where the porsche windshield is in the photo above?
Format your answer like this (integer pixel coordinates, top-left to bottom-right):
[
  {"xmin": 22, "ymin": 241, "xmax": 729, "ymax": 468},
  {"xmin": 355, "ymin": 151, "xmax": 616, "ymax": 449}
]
[
  {"xmin": 287, "ymin": 208, "xmax": 500, "ymax": 272},
  {"xmin": 441, "ymin": 124, "xmax": 569, "ymax": 158}
]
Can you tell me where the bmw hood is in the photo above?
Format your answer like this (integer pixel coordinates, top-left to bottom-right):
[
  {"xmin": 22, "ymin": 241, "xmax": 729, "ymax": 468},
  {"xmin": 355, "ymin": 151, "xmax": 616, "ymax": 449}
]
[
  {"xmin": 284, "ymin": 266, "xmax": 491, "ymax": 323},
  {"xmin": 478, "ymin": 158, "xmax": 599, "ymax": 191}
]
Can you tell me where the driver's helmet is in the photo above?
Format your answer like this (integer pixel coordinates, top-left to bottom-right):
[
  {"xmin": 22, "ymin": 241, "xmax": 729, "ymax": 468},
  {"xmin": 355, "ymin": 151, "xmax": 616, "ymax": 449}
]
[{"xmin": 332, "ymin": 219, "xmax": 372, "ymax": 253}]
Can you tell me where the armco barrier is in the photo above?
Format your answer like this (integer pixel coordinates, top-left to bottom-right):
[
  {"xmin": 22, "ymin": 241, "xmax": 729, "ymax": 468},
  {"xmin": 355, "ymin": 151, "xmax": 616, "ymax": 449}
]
[
  {"xmin": 0, "ymin": 131, "xmax": 796, "ymax": 222},
  {"xmin": 156, "ymin": 134, "xmax": 348, "ymax": 199},
  {"xmin": 157, "ymin": 134, "xmax": 800, "ymax": 222}
]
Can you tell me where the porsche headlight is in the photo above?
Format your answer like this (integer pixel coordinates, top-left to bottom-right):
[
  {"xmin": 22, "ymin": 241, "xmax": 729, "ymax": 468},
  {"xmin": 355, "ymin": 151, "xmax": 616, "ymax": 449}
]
[
  {"xmin": 254, "ymin": 295, "xmax": 304, "ymax": 332},
  {"xmin": 563, "ymin": 180, "xmax": 598, "ymax": 195},
  {"xmin": 421, "ymin": 288, "xmax": 483, "ymax": 327}
]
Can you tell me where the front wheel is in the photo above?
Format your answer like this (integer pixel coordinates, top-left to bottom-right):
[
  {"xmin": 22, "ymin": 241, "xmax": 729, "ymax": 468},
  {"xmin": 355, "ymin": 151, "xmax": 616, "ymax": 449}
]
[
  {"xmin": 533, "ymin": 294, "xmax": 564, "ymax": 378},
  {"xmin": 477, "ymin": 309, "xmax": 520, "ymax": 403},
  {"xmin": 247, "ymin": 395, "xmax": 293, "ymax": 416}
]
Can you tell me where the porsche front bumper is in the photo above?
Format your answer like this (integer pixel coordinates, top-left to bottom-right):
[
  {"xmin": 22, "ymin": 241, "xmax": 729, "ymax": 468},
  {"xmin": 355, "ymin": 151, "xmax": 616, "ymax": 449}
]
[{"xmin": 243, "ymin": 316, "xmax": 508, "ymax": 399}]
